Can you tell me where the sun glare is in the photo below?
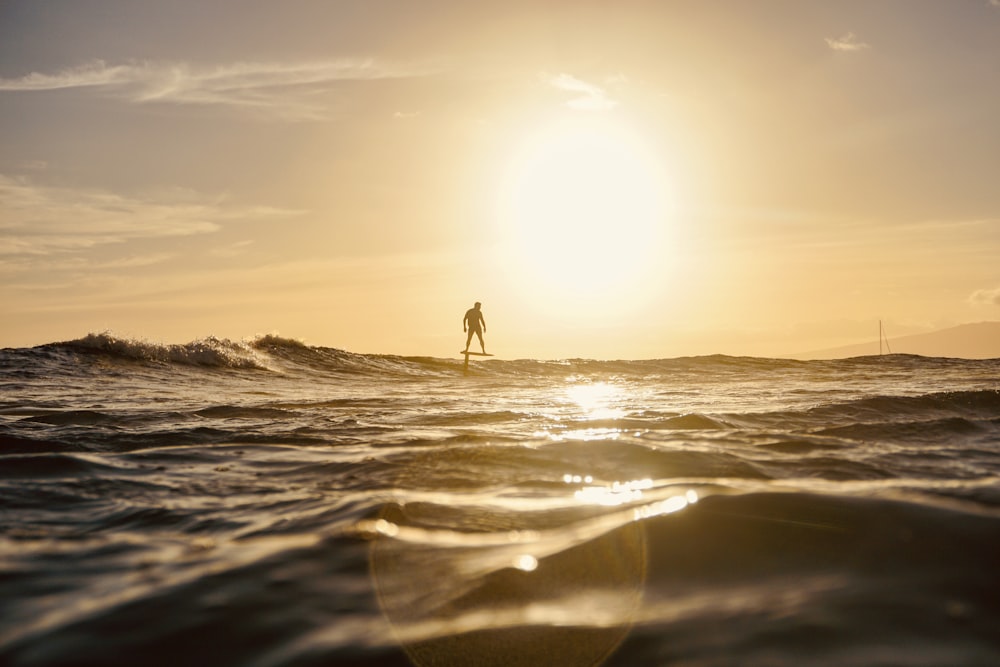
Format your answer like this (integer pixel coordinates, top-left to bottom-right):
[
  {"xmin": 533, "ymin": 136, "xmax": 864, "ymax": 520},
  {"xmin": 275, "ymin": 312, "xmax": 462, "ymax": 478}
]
[{"xmin": 497, "ymin": 117, "xmax": 672, "ymax": 306}]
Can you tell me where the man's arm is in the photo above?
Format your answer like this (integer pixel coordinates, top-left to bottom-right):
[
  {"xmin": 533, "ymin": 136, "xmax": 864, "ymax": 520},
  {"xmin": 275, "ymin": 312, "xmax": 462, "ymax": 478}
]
[{"xmin": 480, "ymin": 313, "xmax": 486, "ymax": 332}]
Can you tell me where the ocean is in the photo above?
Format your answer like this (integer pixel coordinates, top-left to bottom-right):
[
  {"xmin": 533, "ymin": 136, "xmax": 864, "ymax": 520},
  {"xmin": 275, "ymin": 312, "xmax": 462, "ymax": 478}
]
[{"xmin": 2, "ymin": 332, "xmax": 999, "ymax": 667}]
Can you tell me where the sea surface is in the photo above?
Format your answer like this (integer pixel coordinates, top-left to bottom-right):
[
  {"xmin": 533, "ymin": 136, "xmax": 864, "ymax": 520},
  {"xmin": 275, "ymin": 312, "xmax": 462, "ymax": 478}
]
[{"xmin": 2, "ymin": 333, "xmax": 999, "ymax": 666}]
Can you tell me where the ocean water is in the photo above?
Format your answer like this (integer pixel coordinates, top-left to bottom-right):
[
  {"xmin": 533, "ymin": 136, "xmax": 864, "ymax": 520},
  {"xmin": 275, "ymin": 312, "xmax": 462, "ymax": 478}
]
[{"xmin": 2, "ymin": 333, "xmax": 999, "ymax": 667}]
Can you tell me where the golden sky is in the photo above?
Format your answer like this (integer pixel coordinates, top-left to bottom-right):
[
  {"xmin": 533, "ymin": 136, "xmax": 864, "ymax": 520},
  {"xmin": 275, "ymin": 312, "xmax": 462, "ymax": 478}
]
[{"xmin": 2, "ymin": 0, "xmax": 999, "ymax": 359}]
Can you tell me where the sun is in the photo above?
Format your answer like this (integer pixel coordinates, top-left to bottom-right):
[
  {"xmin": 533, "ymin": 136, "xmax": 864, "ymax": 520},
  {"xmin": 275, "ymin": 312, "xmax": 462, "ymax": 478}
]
[{"xmin": 496, "ymin": 117, "xmax": 672, "ymax": 310}]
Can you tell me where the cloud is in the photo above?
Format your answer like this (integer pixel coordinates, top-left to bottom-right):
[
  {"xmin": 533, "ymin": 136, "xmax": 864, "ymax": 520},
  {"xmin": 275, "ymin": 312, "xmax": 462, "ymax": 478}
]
[
  {"xmin": 0, "ymin": 175, "xmax": 301, "ymax": 259},
  {"xmin": 969, "ymin": 286, "xmax": 1000, "ymax": 306},
  {"xmin": 825, "ymin": 32, "xmax": 871, "ymax": 52},
  {"xmin": 544, "ymin": 73, "xmax": 618, "ymax": 111},
  {"xmin": 0, "ymin": 253, "xmax": 176, "ymax": 279},
  {"xmin": 0, "ymin": 59, "xmax": 427, "ymax": 120},
  {"xmin": 209, "ymin": 240, "xmax": 255, "ymax": 258}
]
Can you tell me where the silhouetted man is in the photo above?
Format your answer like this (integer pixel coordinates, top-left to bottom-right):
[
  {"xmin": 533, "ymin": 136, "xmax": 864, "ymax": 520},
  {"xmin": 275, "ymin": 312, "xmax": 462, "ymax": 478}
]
[{"xmin": 463, "ymin": 302, "xmax": 486, "ymax": 353}]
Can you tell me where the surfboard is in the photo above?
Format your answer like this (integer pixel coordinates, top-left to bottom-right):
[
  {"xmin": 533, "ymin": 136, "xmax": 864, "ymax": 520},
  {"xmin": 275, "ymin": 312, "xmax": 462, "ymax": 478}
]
[{"xmin": 460, "ymin": 351, "xmax": 493, "ymax": 356}]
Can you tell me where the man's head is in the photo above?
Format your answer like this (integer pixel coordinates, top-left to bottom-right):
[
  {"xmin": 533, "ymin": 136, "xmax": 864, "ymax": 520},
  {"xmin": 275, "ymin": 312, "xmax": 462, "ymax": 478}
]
[{"xmin": 474, "ymin": 302, "xmax": 481, "ymax": 309}]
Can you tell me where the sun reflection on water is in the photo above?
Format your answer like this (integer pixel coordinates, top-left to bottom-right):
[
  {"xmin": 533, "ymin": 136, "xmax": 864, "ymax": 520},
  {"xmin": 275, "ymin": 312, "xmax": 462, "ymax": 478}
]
[
  {"xmin": 573, "ymin": 478, "xmax": 654, "ymax": 506},
  {"xmin": 633, "ymin": 488, "xmax": 700, "ymax": 519},
  {"xmin": 513, "ymin": 554, "xmax": 539, "ymax": 571},
  {"xmin": 532, "ymin": 380, "xmax": 631, "ymax": 441},
  {"xmin": 563, "ymin": 473, "xmax": 701, "ymax": 515},
  {"xmin": 565, "ymin": 381, "xmax": 626, "ymax": 420},
  {"xmin": 368, "ymin": 479, "xmax": 704, "ymax": 667}
]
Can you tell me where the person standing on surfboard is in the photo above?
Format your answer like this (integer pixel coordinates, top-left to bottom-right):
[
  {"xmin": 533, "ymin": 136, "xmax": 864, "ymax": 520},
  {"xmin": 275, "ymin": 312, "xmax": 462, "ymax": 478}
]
[{"xmin": 463, "ymin": 302, "xmax": 487, "ymax": 354}]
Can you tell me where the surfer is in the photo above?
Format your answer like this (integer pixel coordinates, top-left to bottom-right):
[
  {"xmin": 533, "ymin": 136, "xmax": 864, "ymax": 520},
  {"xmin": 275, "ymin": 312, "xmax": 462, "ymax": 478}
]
[{"xmin": 463, "ymin": 302, "xmax": 487, "ymax": 354}]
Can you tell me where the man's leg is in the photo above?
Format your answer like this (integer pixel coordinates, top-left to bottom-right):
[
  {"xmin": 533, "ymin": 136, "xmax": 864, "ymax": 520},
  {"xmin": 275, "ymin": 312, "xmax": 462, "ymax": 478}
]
[
  {"xmin": 476, "ymin": 331, "xmax": 485, "ymax": 353},
  {"xmin": 465, "ymin": 329, "xmax": 474, "ymax": 352}
]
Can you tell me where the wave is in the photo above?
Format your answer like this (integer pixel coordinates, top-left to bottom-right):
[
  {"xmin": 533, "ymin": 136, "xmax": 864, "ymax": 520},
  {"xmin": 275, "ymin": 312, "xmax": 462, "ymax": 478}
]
[
  {"xmin": 4, "ymin": 330, "xmax": 999, "ymax": 378},
  {"xmin": 811, "ymin": 389, "xmax": 1000, "ymax": 421},
  {"xmin": 728, "ymin": 389, "xmax": 1000, "ymax": 429},
  {"xmin": 361, "ymin": 482, "xmax": 1000, "ymax": 665},
  {"xmin": 50, "ymin": 332, "xmax": 277, "ymax": 369},
  {"xmin": 22, "ymin": 331, "xmax": 458, "ymax": 377}
]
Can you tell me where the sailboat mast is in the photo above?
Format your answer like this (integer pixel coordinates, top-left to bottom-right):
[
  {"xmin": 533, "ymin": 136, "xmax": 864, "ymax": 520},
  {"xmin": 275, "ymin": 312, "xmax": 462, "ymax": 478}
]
[{"xmin": 879, "ymin": 320, "xmax": 892, "ymax": 355}]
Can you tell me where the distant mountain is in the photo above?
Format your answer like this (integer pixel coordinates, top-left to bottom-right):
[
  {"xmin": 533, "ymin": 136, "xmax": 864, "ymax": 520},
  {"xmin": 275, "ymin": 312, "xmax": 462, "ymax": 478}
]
[{"xmin": 791, "ymin": 321, "xmax": 1000, "ymax": 360}]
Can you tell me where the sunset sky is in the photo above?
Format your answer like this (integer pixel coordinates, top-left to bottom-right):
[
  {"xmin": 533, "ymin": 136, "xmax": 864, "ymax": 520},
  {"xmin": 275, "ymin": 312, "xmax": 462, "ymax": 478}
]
[{"xmin": 2, "ymin": 0, "xmax": 999, "ymax": 359}]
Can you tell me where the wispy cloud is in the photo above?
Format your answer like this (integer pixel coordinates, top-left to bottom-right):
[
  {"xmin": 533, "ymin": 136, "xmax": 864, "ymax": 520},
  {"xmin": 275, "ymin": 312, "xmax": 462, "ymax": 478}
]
[
  {"xmin": 0, "ymin": 253, "xmax": 176, "ymax": 279},
  {"xmin": 0, "ymin": 59, "xmax": 427, "ymax": 120},
  {"xmin": 825, "ymin": 32, "xmax": 871, "ymax": 52},
  {"xmin": 0, "ymin": 175, "xmax": 301, "ymax": 259},
  {"xmin": 209, "ymin": 240, "xmax": 255, "ymax": 258},
  {"xmin": 969, "ymin": 286, "xmax": 1000, "ymax": 306},
  {"xmin": 544, "ymin": 73, "xmax": 618, "ymax": 111}
]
